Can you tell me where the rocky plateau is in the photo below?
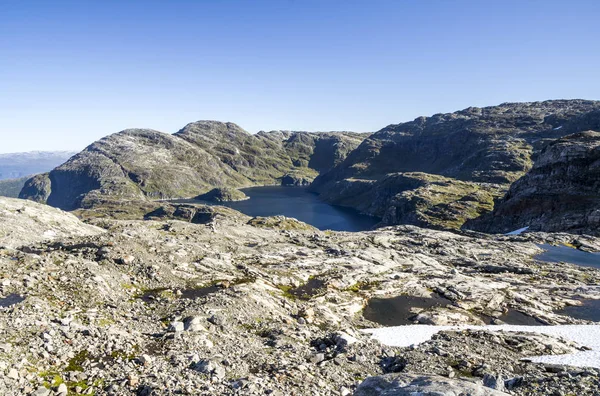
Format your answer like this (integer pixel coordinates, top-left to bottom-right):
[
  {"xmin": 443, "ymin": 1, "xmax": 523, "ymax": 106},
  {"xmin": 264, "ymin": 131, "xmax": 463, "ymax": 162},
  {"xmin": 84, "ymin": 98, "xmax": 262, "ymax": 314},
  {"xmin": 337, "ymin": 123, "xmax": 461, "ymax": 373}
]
[{"xmin": 0, "ymin": 197, "xmax": 600, "ymax": 395}]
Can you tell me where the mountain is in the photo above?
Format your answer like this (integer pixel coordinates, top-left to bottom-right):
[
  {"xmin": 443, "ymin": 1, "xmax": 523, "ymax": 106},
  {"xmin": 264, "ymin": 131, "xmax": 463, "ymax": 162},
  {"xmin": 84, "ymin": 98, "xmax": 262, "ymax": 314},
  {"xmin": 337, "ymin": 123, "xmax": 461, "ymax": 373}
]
[
  {"xmin": 466, "ymin": 131, "xmax": 600, "ymax": 235},
  {"xmin": 19, "ymin": 121, "xmax": 367, "ymax": 210},
  {"xmin": 0, "ymin": 151, "xmax": 76, "ymax": 180},
  {"xmin": 310, "ymin": 100, "xmax": 600, "ymax": 229}
]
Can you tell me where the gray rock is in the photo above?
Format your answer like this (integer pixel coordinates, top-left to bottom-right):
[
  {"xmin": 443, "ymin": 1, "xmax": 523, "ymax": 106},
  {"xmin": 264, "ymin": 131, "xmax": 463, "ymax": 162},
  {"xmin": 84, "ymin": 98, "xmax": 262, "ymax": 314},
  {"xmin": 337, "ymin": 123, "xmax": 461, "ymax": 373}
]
[
  {"xmin": 0, "ymin": 197, "xmax": 103, "ymax": 249},
  {"xmin": 309, "ymin": 353, "xmax": 325, "ymax": 364},
  {"xmin": 138, "ymin": 354, "xmax": 153, "ymax": 367},
  {"xmin": 33, "ymin": 387, "xmax": 51, "ymax": 396},
  {"xmin": 194, "ymin": 359, "xmax": 226, "ymax": 379},
  {"xmin": 57, "ymin": 383, "xmax": 68, "ymax": 395},
  {"xmin": 169, "ymin": 321, "xmax": 185, "ymax": 332},
  {"xmin": 483, "ymin": 373, "xmax": 505, "ymax": 391},
  {"xmin": 184, "ymin": 316, "xmax": 206, "ymax": 332},
  {"xmin": 6, "ymin": 368, "xmax": 18, "ymax": 380},
  {"xmin": 355, "ymin": 373, "xmax": 509, "ymax": 395}
]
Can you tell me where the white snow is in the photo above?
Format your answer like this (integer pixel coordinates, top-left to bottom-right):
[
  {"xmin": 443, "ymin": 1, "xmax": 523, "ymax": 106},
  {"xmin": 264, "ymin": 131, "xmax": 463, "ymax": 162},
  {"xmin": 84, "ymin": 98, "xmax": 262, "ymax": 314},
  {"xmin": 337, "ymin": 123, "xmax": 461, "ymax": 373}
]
[
  {"xmin": 505, "ymin": 226, "xmax": 529, "ymax": 235},
  {"xmin": 364, "ymin": 324, "xmax": 600, "ymax": 368}
]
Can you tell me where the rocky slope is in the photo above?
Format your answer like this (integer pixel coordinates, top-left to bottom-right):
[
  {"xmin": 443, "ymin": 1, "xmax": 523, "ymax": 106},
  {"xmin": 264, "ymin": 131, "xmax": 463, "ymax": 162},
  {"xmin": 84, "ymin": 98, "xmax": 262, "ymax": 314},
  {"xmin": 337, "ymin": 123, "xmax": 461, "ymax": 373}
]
[
  {"xmin": 0, "ymin": 177, "xmax": 29, "ymax": 198},
  {"xmin": 0, "ymin": 151, "xmax": 76, "ymax": 180},
  {"xmin": 1, "ymin": 198, "xmax": 600, "ymax": 395},
  {"xmin": 317, "ymin": 172, "xmax": 507, "ymax": 230},
  {"xmin": 0, "ymin": 197, "xmax": 103, "ymax": 249},
  {"xmin": 311, "ymin": 100, "xmax": 600, "ymax": 229},
  {"xmin": 467, "ymin": 131, "xmax": 600, "ymax": 235},
  {"xmin": 19, "ymin": 122, "xmax": 367, "ymax": 210}
]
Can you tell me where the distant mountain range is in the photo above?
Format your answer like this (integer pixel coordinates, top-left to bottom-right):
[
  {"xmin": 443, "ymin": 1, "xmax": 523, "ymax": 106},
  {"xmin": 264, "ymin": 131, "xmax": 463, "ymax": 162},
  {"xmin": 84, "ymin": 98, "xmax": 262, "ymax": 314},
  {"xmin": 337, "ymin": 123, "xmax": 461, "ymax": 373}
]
[
  {"xmin": 0, "ymin": 151, "xmax": 76, "ymax": 180},
  {"xmin": 0, "ymin": 151, "xmax": 76, "ymax": 198}
]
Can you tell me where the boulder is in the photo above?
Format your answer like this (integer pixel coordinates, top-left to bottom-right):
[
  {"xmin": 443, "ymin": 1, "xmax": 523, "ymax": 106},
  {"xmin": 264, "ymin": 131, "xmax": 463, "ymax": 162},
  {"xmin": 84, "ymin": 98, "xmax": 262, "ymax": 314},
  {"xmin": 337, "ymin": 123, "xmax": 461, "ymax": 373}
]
[{"xmin": 355, "ymin": 373, "xmax": 509, "ymax": 395}]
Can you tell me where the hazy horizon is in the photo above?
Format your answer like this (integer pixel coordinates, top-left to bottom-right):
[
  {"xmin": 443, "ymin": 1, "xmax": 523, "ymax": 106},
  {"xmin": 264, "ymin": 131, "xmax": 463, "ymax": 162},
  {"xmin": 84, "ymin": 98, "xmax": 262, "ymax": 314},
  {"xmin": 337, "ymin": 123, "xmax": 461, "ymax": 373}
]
[{"xmin": 2, "ymin": 0, "xmax": 599, "ymax": 153}]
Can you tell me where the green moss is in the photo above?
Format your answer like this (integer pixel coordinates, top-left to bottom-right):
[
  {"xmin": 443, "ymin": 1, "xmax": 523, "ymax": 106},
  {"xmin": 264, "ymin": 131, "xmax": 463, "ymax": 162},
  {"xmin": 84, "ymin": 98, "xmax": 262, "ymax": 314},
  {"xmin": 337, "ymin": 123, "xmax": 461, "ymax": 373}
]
[
  {"xmin": 121, "ymin": 283, "xmax": 136, "ymax": 290},
  {"xmin": 345, "ymin": 280, "xmax": 382, "ymax": 293},
  {"xmin": 109, "ymin": 349, "xmax": 137, "ymax": 361},
  {"xmin": 65, "ymin": 350, "xmax": 90, "ymax": 372},
  {"xmin": 276, "ymin": 285, "xmax": 297, "ymax": 300},
  {"xmin": 97, "ymin": 318, "xmax": 115, "ymax": 327}
]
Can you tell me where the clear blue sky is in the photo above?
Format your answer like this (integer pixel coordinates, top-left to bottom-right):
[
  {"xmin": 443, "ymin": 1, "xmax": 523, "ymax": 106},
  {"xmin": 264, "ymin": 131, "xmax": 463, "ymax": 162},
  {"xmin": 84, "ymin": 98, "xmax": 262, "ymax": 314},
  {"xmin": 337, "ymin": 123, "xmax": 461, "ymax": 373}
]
[{"xmin": 1, "ymin": 0, "xmax": 599, "ymax": 153}]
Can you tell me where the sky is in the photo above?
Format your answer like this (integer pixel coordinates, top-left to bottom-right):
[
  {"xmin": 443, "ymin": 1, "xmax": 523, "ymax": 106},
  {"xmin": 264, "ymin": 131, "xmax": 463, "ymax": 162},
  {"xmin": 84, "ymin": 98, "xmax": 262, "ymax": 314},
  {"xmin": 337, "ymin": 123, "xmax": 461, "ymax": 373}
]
[{"xmin": 1, "ymin": 0, "xmax": 599, "ymax": 153}]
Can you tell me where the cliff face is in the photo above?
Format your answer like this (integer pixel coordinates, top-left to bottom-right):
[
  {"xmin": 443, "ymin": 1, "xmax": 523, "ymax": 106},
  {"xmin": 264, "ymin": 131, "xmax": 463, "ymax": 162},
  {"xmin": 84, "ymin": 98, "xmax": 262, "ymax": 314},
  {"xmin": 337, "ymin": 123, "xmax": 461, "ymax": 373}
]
[
  {"xmin": 466, "ymin": 131, "xmax": 600, "ymax": 235},
  {"xmin": 19, "ymin": 121, "xmax": 366, "ymax": 210},
  {"xmin": 311, "ymin": 100, "xmax": 600, "ymax": 229}
]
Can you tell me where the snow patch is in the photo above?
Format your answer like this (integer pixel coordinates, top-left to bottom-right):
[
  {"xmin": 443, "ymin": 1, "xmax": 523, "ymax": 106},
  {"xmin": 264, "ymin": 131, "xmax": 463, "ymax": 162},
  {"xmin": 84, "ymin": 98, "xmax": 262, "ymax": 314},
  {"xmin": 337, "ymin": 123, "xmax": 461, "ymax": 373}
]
[
  {"xmin": 505, "ymin": 226, "xmax": 529, "ymax": 235},
  {"xmin": 364, "ymin": 324, "xmax": 600, "ymax": 368}
]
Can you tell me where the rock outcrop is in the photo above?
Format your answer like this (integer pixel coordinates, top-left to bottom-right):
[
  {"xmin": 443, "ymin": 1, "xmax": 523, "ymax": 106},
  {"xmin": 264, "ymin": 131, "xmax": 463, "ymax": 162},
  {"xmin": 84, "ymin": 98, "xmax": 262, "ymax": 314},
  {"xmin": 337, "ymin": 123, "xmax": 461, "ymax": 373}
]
[
  {"xmin": 355, "ymin": 373, "xmax": 509, "ymax": 395},
  {"xmin": 195, "ymin": 187, "xmax": 248, "ymax": 202},
  {"xmin": 467, "ymin": 131, "xmax": 600, "ymax": 235},
  {"xmin": 280, "ymin": 172, "xmax": 315, "ymax": 186},
  {"xmin": 19, "ymin": 122, "xmax": 367, "ymax": 210},
  {"xmin": 311, "ymin": 100, "xmax": 600, "ymax": 229},
  {"xmin": 317, "ymin": 172, "xmax": 506, "ymax": 230},
  {"xmin": 0, "ymin": 197, "xmax": 103, "ymax": 249}
]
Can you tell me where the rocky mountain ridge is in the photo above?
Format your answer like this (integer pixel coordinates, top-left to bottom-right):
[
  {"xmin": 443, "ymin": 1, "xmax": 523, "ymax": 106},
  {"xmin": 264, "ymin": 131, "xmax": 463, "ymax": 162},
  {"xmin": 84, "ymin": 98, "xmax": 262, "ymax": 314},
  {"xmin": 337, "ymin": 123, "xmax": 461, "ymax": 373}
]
[
  {"xmin": 20, "ymin": 122, "xmax": 367, "ymax": 210},
  {"xmin": 310, "ymin": 100, "xmax": 600, "ymax": 230},
  {"xmin": 467, "ymin": 131, "xmax": 600, "ymax": 235}
]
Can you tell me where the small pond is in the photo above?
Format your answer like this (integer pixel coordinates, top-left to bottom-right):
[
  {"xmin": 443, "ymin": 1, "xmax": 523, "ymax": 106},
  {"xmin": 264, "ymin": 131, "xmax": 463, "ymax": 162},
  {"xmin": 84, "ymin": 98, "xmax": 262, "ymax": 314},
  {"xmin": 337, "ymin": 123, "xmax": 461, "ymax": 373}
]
[
  {"xmin": 286, "ymin": 278, "xmax": 327, "ymax": 300},
  {"xmin": 362, "ymin": 295, "xmax": 453, "ymax": 326},
  {"xmin": 556, "ymin": 299, "xmax": 600, "ymax": 322},
  {"xmin": 482, "ymin": 309, "xmax": 545, "ymax": 326},
  {"xmin": 364, "ymin": 295, "xmax": 548, "ymax": 326},
  {"xmin": 535, "ymin": 244, "xmax": 600, "ymax": 268},
  {"xmin": 140, "ymin": 286, "xmax": 220, "ymax": 302},
  {"xmin": 0, "ymin": 294, "xmax": 25, "ymax": 308}
]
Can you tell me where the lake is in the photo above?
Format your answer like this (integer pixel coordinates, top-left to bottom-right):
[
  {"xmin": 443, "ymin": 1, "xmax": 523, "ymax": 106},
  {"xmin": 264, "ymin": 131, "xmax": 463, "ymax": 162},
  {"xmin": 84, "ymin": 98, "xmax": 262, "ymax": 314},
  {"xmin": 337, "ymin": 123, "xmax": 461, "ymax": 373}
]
[
  {"xmin": 535, "ymin": 244, "xmax": 600, "ymax": 268},
  {"xmin": 180, "ymin": 186, "xmax": 380, "ymax": 232}
]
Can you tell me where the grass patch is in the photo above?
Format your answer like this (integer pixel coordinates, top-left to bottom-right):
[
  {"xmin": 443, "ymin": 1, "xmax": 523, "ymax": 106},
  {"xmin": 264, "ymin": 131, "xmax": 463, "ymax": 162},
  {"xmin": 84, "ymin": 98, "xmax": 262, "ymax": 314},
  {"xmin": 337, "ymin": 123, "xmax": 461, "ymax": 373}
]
[{"xmin": 345, "ymin": 280, "xmax": 382, "ymax": 293}]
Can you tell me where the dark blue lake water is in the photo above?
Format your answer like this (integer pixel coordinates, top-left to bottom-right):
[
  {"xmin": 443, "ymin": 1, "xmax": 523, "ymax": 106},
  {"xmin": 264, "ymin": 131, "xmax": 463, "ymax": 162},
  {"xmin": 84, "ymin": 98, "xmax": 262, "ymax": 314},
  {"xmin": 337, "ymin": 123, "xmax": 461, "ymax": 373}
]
[
  {"xmin": 535, "ymin": 244, "xmax": 600, "ymax": 268},
  {"xmin": 556, "ymin": 299, "xmax": 600, "ymax": 322},
  {"xmin": 536, "ymin": 245, "xmax": 600, "ymax": 321},
  {"xmin": 182, "ymin": 186, "xmax": 380, "ymax": 232},
  {"xmin": 0, "ymin": 294, "xmax": 24, "ymax": 308}
]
